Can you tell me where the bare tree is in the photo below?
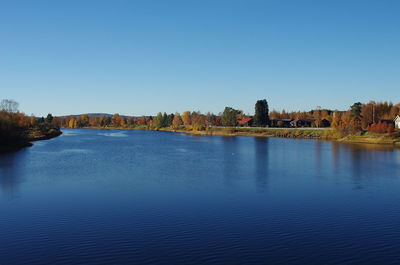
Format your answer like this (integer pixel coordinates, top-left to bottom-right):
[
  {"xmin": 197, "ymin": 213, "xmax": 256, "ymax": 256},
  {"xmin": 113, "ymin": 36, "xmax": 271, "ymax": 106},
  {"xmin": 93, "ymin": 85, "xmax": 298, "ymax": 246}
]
[{"xmin": 0, "ymin": 99, "xmax": 19, "ymax": 113}]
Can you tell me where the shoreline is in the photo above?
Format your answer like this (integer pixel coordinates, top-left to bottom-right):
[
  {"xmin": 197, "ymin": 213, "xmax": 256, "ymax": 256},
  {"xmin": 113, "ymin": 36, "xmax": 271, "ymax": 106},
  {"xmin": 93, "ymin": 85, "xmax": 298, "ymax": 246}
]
[
  {"xmin": 164, "ymin": 128, "xmax": 400, "ymax": 146},
  {"xmin": 62, "ymin": 126, "xmax": 400, "ymax": 146},
  {"xmin": 0, "ymin": 127, "xmax": 62, "ymax": 153}
]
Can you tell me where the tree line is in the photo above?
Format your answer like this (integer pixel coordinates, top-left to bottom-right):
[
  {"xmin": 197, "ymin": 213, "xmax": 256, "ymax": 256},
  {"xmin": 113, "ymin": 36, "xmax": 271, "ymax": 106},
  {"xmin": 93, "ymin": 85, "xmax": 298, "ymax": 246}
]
[
  {"xmin": 0, "ymin": 99, "xmax": 59, "ymax": 147},
  {"xmin": 55, "ymin": 100, "xmax": 270, "ymax": 130},
  {"xmin": 1, "ymin": 99, "xmax": 398, "ymax": 145},
  {"xmin": 54, "ymin": 100, "xmax": 399, "ymax": 135}
]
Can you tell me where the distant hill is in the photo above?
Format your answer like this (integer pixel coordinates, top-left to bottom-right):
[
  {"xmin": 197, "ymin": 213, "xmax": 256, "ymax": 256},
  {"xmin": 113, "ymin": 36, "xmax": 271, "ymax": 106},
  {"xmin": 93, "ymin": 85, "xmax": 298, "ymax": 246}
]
[
  {"xmin": 56, "ymin": 113, "xmax": 149, "ymax": 118},
  {"xmin": 57, "ymin": 113, "xmax": 113, "ymax": 118}
]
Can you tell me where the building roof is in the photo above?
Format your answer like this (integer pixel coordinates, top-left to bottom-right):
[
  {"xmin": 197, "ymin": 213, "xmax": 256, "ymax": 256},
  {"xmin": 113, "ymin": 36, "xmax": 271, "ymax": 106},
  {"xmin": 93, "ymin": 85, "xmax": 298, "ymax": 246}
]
[
  {"xmin": 293, "ymin": 118, "xmax": 314, "ymax": 122},
  {"xmin": 238, "ymin": 117, "xmax": 253, "ymax": 124},
  {"xmin": 270, "ymin": 118, "xmax": 292, "ymax": 122}
]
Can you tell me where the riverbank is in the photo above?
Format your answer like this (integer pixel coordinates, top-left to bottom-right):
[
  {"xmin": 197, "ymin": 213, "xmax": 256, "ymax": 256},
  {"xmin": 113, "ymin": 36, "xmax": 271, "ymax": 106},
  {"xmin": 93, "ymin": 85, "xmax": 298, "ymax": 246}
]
[
  {"xmin": 25, "ymin": 126, "xmax": 63, "ymax": 142},
  {"xmin": 0, "ymin": 126, "xmax": 62, "ymax": 152},
  {"xmin": 66, "ymin": 126, "xmax": 400, "ymax": 146},
  {"xmin": 162, "ymin": 127, "xmax": 400, "ymax": 145}
]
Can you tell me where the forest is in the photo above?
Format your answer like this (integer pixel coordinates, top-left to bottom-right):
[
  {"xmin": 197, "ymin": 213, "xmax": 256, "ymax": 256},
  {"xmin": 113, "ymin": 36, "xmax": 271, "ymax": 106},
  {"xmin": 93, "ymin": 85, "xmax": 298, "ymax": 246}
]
[
  {"xmin": 0, "ymin": 99, "xmax": 61, "ymax": 149},
  {"xmin": 54, "ymin": 100, "xmax": 400, "ymax": 135}
]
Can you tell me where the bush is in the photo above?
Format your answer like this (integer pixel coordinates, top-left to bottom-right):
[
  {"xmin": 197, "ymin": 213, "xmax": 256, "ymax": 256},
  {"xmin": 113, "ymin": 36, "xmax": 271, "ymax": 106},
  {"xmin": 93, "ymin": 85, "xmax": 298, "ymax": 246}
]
[{"xmin": 367, "ymin": 122, "xmax": 395, "ymax": 134}]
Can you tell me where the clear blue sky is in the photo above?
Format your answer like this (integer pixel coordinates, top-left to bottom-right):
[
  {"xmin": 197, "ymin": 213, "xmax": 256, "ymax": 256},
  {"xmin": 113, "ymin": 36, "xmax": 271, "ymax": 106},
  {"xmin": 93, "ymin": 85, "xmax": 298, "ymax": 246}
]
[{"xmin": 1, "ymin": 0, "xmax": 399, "ymax": 116}]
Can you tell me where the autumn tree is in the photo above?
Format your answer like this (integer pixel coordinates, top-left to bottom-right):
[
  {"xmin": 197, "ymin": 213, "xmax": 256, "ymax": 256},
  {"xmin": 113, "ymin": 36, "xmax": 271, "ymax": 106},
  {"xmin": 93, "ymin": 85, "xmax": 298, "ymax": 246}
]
[
  {"xmin": 269, "ymin": 109, "xmax": 279, "ymax": 120},
  {"xmin": 280, "ymin": 109, "xmax": 289, "ymax": 119},
  {"xmin": 30, "ymin": 115, "xmax": 37, "ymax": 126},
  {"xmin": 360, "ymin": 101, "xmax": 374, "ymax": 129},
  {"xmin": 127, "ymin": 117, "xmax": 135, "ymax": 126},
  {"xmin": 191, "ymin": 112, "xmax": 207, "ymax": 131},
  {"xmin": 367, "ymin": 122, "xmax": 395, "ymax": 134},
  {"xmin": 331, "ymin": 111, "xmax": 341, "ymax": 129},
  {"xmin": 120, "ymin": 116, "xmax": 126, "ymax": 127},
  {"xmin": 89, "ymin": 116, "xmax": 99, "ymax": 127},
  {"xmin": 172, "ymin": 113, "xmax": 183, "ymax": 129},
  {"xmin": 136, "ymin": 116, "xmax": 147, "ymax": 126},
  {"xmin": 112, "ymin": 114, "xmax": 121, "ymax": 127},
  {"xmin": 182, "ymin": 111, "xmax": 191, "ymax": 126},
  {"xmin": 77, "ymin": 114, "xmax": 90, "ymax": 127},
  {"xmin": 68, "ymin": 116, "xmax": 77, "ymax": 128}
]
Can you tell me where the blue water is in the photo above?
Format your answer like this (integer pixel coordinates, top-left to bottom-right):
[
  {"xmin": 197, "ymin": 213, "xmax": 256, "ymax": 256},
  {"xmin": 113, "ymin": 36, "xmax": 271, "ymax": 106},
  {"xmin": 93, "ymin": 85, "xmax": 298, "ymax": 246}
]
[{"xmin": 1, "ymin": 129, "xmax": 400, "ymax": 264}]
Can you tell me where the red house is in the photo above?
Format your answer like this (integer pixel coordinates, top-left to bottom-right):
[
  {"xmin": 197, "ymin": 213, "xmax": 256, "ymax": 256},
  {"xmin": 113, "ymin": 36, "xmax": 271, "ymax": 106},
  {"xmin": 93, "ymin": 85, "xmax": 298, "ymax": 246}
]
[{"xmin": 238, "ymin": 117, "xmax": 253, "ymax": 127}]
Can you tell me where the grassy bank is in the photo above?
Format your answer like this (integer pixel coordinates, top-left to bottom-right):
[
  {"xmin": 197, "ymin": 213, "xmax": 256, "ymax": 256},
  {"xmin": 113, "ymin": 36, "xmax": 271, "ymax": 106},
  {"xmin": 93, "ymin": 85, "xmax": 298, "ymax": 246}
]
[
  {"xmin": 162, "ymin": 127, "xmax": 328, "ymax": 138},
  {"xmin": 161, "ymin": 127, "xmax": 400, "ymax": 145}
]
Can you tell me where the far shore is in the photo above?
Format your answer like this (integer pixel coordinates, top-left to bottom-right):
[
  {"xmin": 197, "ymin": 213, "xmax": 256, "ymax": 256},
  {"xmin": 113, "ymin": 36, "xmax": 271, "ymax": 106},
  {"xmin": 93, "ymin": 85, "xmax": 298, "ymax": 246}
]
[{"xmin": 62, "ymin": 126, "xmax": 400, "ymax": 146}]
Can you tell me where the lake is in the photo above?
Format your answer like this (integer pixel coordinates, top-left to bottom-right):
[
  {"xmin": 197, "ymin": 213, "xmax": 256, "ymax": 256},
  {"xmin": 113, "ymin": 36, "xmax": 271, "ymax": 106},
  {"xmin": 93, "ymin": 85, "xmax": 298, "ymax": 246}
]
[{"xmin": 1, "ymin": 129, "xmax": 400, "ymax": 264}]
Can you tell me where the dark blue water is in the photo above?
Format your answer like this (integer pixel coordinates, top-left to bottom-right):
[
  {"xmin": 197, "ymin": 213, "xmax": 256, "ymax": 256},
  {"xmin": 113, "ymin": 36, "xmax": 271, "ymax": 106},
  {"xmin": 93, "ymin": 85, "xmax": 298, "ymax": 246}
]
[{"xmin": 1, "ymin": 129, "xmax": 400, "ymax": 264}]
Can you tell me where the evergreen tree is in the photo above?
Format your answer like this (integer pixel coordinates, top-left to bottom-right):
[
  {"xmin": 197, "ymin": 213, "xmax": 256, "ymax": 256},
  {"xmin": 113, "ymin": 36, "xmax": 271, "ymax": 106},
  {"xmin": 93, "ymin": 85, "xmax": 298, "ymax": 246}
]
[
  {"xmin": 254, "ymin": 99, "xmax": 269, "ymax": 127},
  {"xmin": 166, "ymin": 113, "xmax": 174, "ymax": 127},
  {"xmin": 350, "ymin": 102, "xmax": 362, "ymax": 119},
  {"xmin": 153, "ymin": 112, "xmax": 163, "ymax": 128},
  {"xmin": 162, "ymin": 112, "xmax": 168, "ymax": 127},
  {"xmin": 45, "ymin": 113, "xmax": 54, "ymax": 124}
]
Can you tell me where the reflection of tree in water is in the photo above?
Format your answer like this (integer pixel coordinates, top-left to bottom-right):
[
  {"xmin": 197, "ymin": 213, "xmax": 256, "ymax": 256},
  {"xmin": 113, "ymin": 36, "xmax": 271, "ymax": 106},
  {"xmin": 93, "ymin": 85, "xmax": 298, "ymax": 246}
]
[
  {"xmin": 220, "ymin": 137, "xmax": 270, "ymax": 190},
  {"xmin": 332, "ymin": 142, "xmax": 399, "ymax": 189},
  {"xmin": 254, "ymin": 137, "xmax": 269, "ymax": 190},
  {"xmin": 0, "ymin": 150, "xmax": 26, "ymax": 196}
]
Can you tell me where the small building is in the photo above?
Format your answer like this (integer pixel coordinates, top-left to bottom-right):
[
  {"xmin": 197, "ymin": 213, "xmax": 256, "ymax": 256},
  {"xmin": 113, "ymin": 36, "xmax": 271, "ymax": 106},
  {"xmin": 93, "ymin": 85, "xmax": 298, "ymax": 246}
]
[
  {"xmin": 291, "ymin": 118, "xmax": 314, "ymax": 128},
  {"xmin": 238, "ymin": 117, "xmax": 253, "ymax": 127},
  {"xmin": 395, "ymin": 115, "xmax": 400, "ymax": 129},
  {"xmin": 270, "ymin": 119, "xmax": 292, "ymax": 128}
]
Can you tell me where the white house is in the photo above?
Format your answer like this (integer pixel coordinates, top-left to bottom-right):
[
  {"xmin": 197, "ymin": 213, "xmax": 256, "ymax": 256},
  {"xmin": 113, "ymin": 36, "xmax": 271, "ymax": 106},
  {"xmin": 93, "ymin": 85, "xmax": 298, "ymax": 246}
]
[{"xmin": 395, "ymin": 115, "xmax": 400, "ymax": 129}]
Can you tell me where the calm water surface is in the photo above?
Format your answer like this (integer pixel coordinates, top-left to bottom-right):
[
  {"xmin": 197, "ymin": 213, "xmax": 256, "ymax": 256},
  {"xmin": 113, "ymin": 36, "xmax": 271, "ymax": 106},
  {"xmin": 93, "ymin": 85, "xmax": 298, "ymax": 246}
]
[{"xmin": 1, "ymin": 129, "xmax": 400, "ymax": 264}]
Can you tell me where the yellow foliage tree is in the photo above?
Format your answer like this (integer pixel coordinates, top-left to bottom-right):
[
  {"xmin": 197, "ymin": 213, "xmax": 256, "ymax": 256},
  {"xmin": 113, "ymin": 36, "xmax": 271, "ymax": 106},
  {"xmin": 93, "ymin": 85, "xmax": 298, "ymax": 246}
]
[
  {"xmin": 182, "ymin": 111, "xmax": 191, "ymax": 126},
  {"xmin": 172, "ymin": 113, "xmax": 183, "ymax": 129}
]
